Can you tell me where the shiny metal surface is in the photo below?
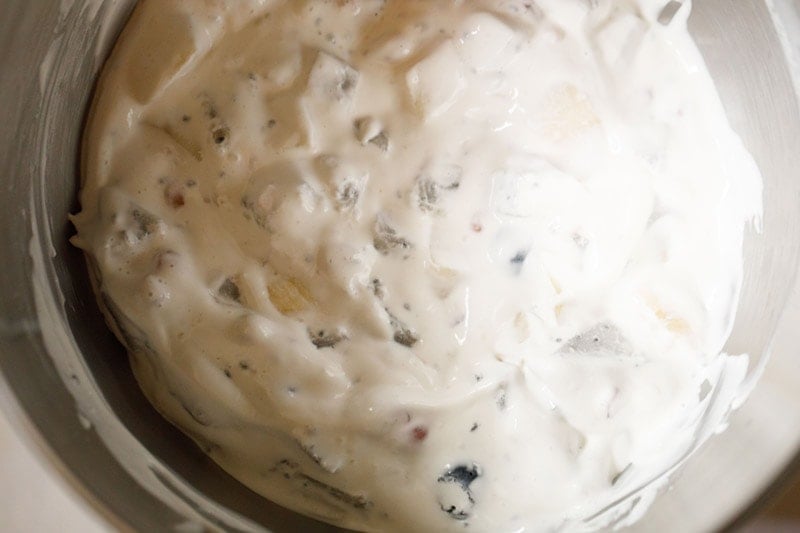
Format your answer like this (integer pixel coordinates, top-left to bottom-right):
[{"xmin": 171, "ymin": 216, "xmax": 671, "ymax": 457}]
[{"xmin": 0, "ymin": 1, "xmax": 799, "ymax": 531}]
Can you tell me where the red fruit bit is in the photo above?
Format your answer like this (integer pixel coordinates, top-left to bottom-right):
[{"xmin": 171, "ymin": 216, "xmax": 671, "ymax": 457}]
[
  {"xmin": 471, "ymin": 221, "xmax": 483, "ymax": 233},
  {"xmin": 412, "ymin": 426, "xmax": 428, "ymax": 442},
  {"xmin": 155, "ymin": 250, "xmax": 179, "ymax": 272},
  {"xmin": 165, "ymin": 184, "xmax": 186, "ymax": 208}
]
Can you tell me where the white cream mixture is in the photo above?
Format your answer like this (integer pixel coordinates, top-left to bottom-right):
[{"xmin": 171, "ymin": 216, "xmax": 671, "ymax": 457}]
[{"xmin": 71, "ymin": 0, "xmax": 763, "ymax": 531}]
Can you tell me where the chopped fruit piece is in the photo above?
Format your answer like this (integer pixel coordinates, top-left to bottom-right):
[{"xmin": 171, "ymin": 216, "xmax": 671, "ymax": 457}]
[
  {"xmin": 563, "ymin": 323, "xmax": 631, "ymax": 355},
  {"xmin": 308, "ymin": 52, "xmax": 360, "ymax": 101},
  {"xmin": 406, "ymin": 41, "xmax": 466, "ymax": 120},
  {"xmin": 542, "ymin": 84, "xmax": 600, "ymax": 141},
  {"xmin": 436, "ymin": 463, "xmax": 482, "ymax": 521},
  {"xmin": 268, "ymin": 277, "xmax": 313, "ymax": 314},
  {"xmin": 456, "ymin": 13, "xmax": 516, "ymax": 72},
  {"xmin": 654, "ymin": 308, "xmax": 691, "ymax": 334},
  {"xmin": 373, "ymin": 216, "xmax": 413, "ymax": 255},
  {"xmin": 218, "ymin": 278, "xmax": 242, "ymax": 303},
  {"xmin": 308, "ymin": 328, "xmax": 347, "ymax": 349},
  {"xmin": 124, "ymin": 5, "xmax": 198, "ymax": 103}
]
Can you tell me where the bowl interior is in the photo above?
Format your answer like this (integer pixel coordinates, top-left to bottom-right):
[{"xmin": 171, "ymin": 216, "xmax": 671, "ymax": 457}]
[{"xmin": 1, "ymin": 1, "xmax": 799, "ymax": 531}]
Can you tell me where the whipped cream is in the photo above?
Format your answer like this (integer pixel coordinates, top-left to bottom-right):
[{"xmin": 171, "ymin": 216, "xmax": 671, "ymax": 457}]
[{"xmin": 72, "ymin": 0, "xmax": 763, "ymax": 531}]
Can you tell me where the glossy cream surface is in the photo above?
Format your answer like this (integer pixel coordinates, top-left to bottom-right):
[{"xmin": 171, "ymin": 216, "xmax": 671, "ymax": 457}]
[{"xmin": 72, "ymin": 1, "xmax": 763, "ymax": 531}]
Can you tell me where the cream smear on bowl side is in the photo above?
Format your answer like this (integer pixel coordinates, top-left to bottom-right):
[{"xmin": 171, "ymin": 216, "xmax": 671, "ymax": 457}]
[{"xmin": 71, "ymin": 1, "xmax": 763, "ymax": 531}]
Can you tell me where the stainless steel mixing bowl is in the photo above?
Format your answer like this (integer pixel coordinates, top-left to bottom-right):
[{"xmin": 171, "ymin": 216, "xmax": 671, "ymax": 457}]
[{"xmin": 2, "ymin": 1, "xmax": 800, "ymax": 531}]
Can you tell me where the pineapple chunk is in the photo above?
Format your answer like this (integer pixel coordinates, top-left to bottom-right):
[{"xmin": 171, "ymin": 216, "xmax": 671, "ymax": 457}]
[
  {"xmin": 307, "ymin": 51, "xmax": 359, "ymax": 102},
  {"xmin": 542, "ymin": 84, "xmax": 600, "ymax": 141},
  {"xmin": 146, "ymin": 123, "xmax": 203, "ymax": 161},
  {"xmin": 594, "ymin": 12, "xmax": 648, "ymax": 68},
  {"xmin": 406, "ymin": 41, "xmax": 466, "ymax": 121},
  {"xmin": 654, "ymin": 307, "xmax": 691, "ymax": 334},
  {"xmin": 644, "ymin": 294, "xmax": 692, "ymax": 335},
  {"xmin": 456, "ymin": 13, "xmax": 516, "ymax": 73},
  {"xmin": 513, "ymin": 312, "xmax": 531, "ymax": 343},
  {"xmin": 123, "ymin": 5, "xmax": 198, "ymax": 103},
  {"xmin": 549, "ymin": 275, "xmax": 563, "ymax": 295},
  {"xmin": 268, "ymin": 277, "xmax": 313, "ymax": 315}
]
